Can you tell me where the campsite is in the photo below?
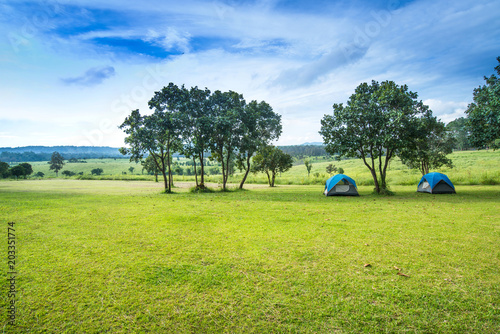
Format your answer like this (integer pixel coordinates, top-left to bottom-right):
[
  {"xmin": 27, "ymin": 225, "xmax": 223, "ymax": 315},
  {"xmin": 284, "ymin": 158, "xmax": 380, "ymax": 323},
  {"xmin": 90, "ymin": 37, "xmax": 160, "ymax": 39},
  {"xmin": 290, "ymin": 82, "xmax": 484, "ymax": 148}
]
[{"xmin": 2, "ymin": 0, "xmax": 500, "ymax": 332}]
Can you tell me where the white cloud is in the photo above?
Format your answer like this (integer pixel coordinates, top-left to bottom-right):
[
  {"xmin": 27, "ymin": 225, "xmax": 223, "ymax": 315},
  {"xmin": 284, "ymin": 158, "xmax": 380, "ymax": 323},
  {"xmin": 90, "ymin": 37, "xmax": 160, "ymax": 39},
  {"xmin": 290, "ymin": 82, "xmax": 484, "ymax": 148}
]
[{"xmin": 423, "ymin": 99, "xmax": 469, "ymax": 124}]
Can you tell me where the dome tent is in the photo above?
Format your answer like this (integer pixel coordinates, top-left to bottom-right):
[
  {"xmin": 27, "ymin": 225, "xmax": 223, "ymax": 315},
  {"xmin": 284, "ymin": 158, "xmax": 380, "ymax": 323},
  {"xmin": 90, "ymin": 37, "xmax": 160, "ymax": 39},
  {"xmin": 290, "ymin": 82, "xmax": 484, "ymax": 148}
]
[
  {"xmin": 324, "ymin": 174, "xmax": 359, "ymax": 196},
  {"xmin": 417, "ymin": 172, "xmax": 456, "ymax": 194}
]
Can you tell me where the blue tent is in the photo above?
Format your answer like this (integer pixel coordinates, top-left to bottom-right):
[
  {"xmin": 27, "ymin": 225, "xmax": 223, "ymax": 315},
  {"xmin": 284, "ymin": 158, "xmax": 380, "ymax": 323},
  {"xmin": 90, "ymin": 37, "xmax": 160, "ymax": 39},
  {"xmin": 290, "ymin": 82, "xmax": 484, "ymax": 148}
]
[
  {"xmin": 417, "ymin": 172, "xmax": 456, "ymax": 194},
  {"xmin": 324, "ymin": 174, "xmax": 359, "ymax": 196}
]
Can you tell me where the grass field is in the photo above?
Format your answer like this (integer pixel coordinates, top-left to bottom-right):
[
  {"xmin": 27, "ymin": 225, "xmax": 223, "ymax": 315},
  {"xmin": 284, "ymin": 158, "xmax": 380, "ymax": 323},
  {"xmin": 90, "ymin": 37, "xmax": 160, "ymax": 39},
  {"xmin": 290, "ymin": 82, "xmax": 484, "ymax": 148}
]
[
  {"xmin": 18, "ymin": 149, "xmax": 500, "ymax": 187},
  {"xmin": 1, "ymin": 180, "xmax": 499, "ymax": 333}
]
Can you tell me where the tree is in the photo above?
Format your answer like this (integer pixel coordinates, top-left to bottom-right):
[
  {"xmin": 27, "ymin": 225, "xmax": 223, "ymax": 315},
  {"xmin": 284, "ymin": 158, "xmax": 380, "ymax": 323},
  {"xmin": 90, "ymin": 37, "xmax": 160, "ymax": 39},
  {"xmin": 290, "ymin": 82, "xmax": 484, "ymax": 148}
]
[
  {"xmin": 19, "ymin": 163, "xmax": 33, "ymax": 178},
  {"xmin": 399, "ymin": 115, "xmax": 454, "ymax": 175},
  {"xmin": 49, "ymin": 151, "xmax": 65, "ymax": 176},
  {"xmin": 128, "ymin": 167, "xmax": 135, "ymax": 174},
  {"xmin": 10, "ymin": 165, "xmax": 25, "ymax": 180},
  {"xmin": 446, "ymin": 117, "xmax": 472, "ymax": 150},
  {"xmin": 146, "ymin": 83, "xmax": 186, "ymax": 192},
  {"xmin": 142, "ymin": 155, "xmax": 160, "ymax": 182},
  {"xmin": 209, "ymin": 90, "xmax": 246, "ymax": 190},
  {"xmin": 465, "ymin": 56, "xmax": 500, "ymax": 149},
  {"xmin": 91, "ymin": 168, "xmax": 103, "ymax": 175},
  {"xmin": 0, "ymin": 161, "xmax": 10, "ymax": 178},
  {"xmin": 326, "ymin": 163, "xmax": 337, "ymax": 175},
  {"xmin": 236, "ymin": 100, "xmax": 282, "ymax": 189},
  {"xmin": 182, "ymin": 86, "xmax": 212, "ymax": 190},
  {"xmin": 62, "ymin": 170, "xmax": 76, "ymax": 177},
  {"xmin": 252, "ymin": 146, "xmax": 293, "ymax": 187},
  {"xmin": 320, "ymin": 80, "xmax": 430, "ymax": 194},
  {"xmin": 119, "ymin": 108, "xmax": 180, "ymax": 193},
  {"xmin": 35, "ymin": 171, "xmax": 44, "ymax": 178},
  {"xmin": 304, "ymin": 158, "xmax": 313, "ymax": 177}
]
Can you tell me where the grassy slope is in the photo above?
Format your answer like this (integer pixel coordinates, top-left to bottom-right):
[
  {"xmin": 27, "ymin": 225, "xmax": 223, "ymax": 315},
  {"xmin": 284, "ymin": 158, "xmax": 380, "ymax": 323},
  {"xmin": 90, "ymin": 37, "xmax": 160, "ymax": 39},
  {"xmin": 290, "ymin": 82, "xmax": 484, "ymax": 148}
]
[
  {"xmin": 1, "ymin": 180, "xmax": 499, "ymax": 333},
  {"xmin": 23, "ymin": 150, "xmax": 500, "ymax": 186}
]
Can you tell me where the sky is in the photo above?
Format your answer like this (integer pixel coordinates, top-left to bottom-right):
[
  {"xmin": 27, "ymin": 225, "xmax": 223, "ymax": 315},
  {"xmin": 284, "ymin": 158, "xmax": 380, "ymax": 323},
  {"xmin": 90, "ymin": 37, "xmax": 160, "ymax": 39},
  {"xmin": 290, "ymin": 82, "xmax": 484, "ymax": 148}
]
[{"xmin": 0, "ymin": 0, "xmax": 499, "ymax": 148}]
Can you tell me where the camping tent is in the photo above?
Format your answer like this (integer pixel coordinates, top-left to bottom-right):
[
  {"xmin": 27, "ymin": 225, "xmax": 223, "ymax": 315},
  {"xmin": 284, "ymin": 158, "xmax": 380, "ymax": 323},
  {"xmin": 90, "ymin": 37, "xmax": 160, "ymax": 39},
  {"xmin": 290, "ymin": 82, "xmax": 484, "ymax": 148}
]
[
  {"xmin": 417, "ymin": 172, "xmax": 456, "ymax": 194},
  {"xmin": 324, "ymin": 174, "xmax": 359, "ymax": 196}
]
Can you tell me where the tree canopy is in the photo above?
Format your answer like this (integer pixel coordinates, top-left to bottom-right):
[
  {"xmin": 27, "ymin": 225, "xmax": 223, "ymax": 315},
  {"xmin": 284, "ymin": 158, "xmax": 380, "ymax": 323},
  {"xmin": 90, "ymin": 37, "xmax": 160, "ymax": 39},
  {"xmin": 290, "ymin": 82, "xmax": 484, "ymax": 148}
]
[
  {"xmin": 465, "ymin": 56, "xmax": 500, "ymax": 149},
  {"xmin": 320, "ymin": 80, "xmax": 431, "ymax": 194},
  {"xmin": 252, "ymin": 146, "xmax": 293, "ymax": 187},
  {"xmin": 49, "ymin": 152, "xmax": 65, "ymax": 176},
  {"xmin": 399, "ymin": 115, "xmax": 454, "ymax": 175}
]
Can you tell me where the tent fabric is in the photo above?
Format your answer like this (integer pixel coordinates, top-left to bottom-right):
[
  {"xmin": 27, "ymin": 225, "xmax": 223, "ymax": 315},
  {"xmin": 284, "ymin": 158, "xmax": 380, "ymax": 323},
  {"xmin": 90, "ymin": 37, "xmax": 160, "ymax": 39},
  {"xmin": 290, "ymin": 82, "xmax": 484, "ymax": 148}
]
[
  {"xmin": 417, "ymin": 172, "xmax": 456, "ymax": 194},
  {"xmin": 324, "ymin": 174, "xmax": 359, "ymax": 196}
]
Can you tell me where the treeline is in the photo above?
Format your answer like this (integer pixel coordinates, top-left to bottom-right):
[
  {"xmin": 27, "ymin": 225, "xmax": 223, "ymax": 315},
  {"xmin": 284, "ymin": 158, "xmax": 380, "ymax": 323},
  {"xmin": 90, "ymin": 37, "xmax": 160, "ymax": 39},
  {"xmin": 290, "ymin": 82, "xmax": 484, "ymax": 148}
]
[
  {"xmin": 0, "ymin": 151, "xmax": 127, "ymax": 162},
  {"xmin": 278, "ymin": 145, "xmax": 327, "ymax": 157}
]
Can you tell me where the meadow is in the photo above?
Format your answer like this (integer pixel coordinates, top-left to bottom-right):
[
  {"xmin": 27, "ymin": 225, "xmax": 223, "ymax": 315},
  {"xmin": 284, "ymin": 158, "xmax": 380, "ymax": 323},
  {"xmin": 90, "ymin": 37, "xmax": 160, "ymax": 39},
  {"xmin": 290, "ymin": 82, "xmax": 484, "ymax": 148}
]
[
  {"xmin": 21, "ymin": 149, "xmax": 500, "ymax": 187},
  {"xmin": 0, "ymin": 179, "xmax": 499, "ymax": 333}
]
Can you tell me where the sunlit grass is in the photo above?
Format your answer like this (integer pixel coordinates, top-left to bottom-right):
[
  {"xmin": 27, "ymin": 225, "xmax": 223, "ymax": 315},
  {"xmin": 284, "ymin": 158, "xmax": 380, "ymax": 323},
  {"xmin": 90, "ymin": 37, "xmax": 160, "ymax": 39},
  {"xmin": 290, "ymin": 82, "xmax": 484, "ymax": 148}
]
[{"xmin": 0, "ymin": 180, "xmax": 499, "ymax": 332}]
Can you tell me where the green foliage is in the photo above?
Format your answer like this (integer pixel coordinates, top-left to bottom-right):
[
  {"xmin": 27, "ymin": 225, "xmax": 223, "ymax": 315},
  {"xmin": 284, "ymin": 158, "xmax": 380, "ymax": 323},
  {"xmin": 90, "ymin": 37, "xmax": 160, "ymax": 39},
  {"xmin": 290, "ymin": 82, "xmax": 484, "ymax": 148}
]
[
  {"xmin": 128, "ymin": 166, "xmax": 135, "ymax": 174},
  {"xmin": 337, "ymin": 167, "xmax": 344, "ymax": 174},
  {"xmin": 91, "ymin": 168, "xmax": 103, "ymax": 175},
  {"xmin": 19, "ymin": 163, "xmax": 33, "ymax": 177},
  {"xmin": 399, "ymin": 115, "xmax": 454, "ymax": 175},
  {"xmin": 466, "ymin": 56, "xmax": 500, "ymax": 149},
  {"xmin": 446, "ymin": 117, "xmax": 472, "ymax": 150},
  {"xmin": 34, "ymin": 171, "xmax": 45, "ymax": 178},
  {"xmin": 325, "ymin": 163, "xmax": 337, "ymax": 175},
  {"xmin": 252, "ymin": 146, "xmax": 293, "ymax": 187},
  {"xmin": 9, "ymin": 165, "xmax": 26, "ymax": 179},
  {"xmin": 49, "ymin": 151, "xmax": 65, "ymax": 176},
  {"xmin": 62, "ymin": 170, "xmax": 76, "ymax": 177},
  {"xmin": 0, "ymin": 161, "xmax": 10, "ymax": 178},
  {"xmin": 304, "ymin": 158, "xmax": 313, "ymax": 176},
  {"xmin": 320, "ymin": 80, "xmax": 431, "ymax": 193}
]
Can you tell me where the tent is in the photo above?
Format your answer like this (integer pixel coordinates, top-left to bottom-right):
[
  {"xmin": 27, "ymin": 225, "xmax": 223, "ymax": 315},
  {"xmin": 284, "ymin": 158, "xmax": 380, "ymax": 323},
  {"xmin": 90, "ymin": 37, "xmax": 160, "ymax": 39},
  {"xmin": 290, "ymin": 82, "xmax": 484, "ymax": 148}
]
[
  {"xmin": 324, "ymin": 174, "xmax": 359, "ymax": 196},
  {"xmin": 417, "ymin": 172, "xmax": 456, "ymax": 194}
]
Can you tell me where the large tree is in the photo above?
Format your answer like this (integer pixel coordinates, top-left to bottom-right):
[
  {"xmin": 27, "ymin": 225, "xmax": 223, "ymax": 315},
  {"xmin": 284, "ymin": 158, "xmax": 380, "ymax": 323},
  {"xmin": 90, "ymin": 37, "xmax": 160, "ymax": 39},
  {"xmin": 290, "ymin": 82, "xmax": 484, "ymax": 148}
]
[
  {"xmin": 182, "ymin": 86, "xmax": 213, "ymax": 190},
  {"xmin": 209, "ymin": 90, "xmax": 246, "ymax": 190},
  {"xmin": 147, "ymin": 83, "xmax": 185, "ymax": 191},
  {"xmin": 49, "ymin": 151, "xmax": 65, "ymax": 176},
  {"xmin": 119, "ymin": 110, "xmax": 173, "ymax": 192},
  {"xmin": 320, "ymin": 80, "xmax": 430, "ymax": 194},
  {"xmin": 236, "ymin": 100, "xmax": 282, "ymax": 189},
  {"xmin": 465, "ymin": 56, "xmax": 500, "ymax": 149},
  {"xmin": 252, "ymin": 146, "xmax": 293, "ymax": 187},
  {"xmin": 399, "ymin": 115, "xmax": 454, "ymax": 175}
]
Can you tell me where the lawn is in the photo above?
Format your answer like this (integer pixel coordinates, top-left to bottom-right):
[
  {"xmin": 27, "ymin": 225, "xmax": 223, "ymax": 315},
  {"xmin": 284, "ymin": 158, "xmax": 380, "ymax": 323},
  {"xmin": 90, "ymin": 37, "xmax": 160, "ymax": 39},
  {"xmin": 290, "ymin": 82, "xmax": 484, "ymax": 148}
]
[{"xmin": 1, "ymin": 180, "xmax": 499, "ymax": 333}]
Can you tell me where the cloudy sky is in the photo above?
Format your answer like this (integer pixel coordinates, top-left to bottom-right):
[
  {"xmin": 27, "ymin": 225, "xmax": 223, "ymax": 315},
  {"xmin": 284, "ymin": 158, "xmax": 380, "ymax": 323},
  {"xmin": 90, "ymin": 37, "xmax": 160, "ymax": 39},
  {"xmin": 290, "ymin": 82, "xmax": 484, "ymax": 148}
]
[{"xmin": 1, "ymin": 0, "xmax": 499, "ymax": 147}]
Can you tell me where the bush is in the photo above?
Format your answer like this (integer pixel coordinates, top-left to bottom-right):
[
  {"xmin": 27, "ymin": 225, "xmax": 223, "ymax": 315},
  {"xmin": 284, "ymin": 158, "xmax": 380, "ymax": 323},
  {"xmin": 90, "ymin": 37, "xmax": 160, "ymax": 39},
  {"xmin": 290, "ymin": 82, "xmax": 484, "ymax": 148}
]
[{"xmin": 62, "ymin": 170, "xmax": 76, "ymax": 177}]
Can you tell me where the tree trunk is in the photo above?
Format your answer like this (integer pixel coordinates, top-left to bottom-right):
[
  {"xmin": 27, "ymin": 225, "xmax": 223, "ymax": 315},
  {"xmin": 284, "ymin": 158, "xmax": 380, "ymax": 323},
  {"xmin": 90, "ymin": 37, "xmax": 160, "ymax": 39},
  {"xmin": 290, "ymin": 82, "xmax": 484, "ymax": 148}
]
[
  {"xmin": 271, "ymin": 171, "xmax": 276, "ymax": 187},
  {"xmin": 361, "ymin": 154, "xmax": 380, "ymax": 193},
  {"xmin": 219, "ymin": 148, "xmax": 226, "ymax": 190},
  {"xmin": 265, "ymin": 171, "xmax": 271, "ymax": 186},
  {"xmin": 199, "ymin": 152, "xmax": 205, "ymax": 188},
  {"xmin": 193, "ymin": 156, "xmax": 198, "ymax": 187},
  {"xmin": 239, "ymin": 154, "xmax": 251, "ymax": 189}
]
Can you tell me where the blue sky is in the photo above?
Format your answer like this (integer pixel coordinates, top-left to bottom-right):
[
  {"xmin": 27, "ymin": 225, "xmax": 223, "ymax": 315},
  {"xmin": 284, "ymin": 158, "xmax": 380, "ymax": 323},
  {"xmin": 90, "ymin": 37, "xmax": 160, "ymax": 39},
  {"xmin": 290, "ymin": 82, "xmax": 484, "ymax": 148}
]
[{"xmin": 0, "ymin": 0, "xmax": 499, "ymax": 147}]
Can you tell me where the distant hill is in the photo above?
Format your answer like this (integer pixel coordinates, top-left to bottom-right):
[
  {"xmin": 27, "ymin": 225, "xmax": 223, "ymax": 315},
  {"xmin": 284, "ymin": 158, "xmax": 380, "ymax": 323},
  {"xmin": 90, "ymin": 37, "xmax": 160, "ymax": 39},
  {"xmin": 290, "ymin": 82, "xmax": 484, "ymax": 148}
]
[
  {"xmin": 0, "ymin": 146, "xmax": 125, "ymax": 162},
  {"xmin": 300, "ymin": 142, "xmax": 324, "ymax": 146}
]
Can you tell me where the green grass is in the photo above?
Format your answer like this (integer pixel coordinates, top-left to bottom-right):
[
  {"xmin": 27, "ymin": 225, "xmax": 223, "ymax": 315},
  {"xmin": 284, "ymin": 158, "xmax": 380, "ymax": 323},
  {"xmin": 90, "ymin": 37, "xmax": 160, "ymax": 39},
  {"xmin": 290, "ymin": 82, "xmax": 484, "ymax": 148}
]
[{"xmin": 1, "ymin": 180, "xmax": 499, "ymax": 333}]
